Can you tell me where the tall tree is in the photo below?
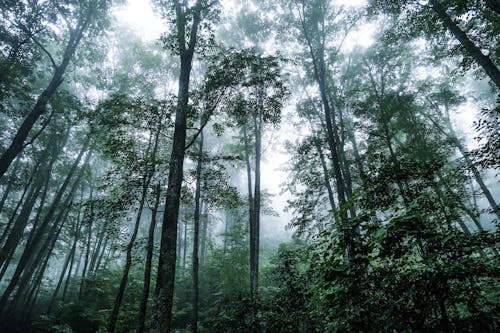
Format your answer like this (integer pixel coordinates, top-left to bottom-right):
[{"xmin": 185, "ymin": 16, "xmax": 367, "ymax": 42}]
[{"xmin": 153, "ymin": 1, "xmax": 217, "ymax": 331}]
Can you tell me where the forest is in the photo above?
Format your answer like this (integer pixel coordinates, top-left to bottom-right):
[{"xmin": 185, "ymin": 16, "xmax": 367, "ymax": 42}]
[{"xmin": 0, "ymin": 0, "xmax": 499, "ymax": 332}]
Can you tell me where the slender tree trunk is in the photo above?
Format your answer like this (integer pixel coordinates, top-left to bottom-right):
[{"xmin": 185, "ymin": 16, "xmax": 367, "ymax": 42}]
[
  {"xmin": 177, "ymin": 209, "xmax": 183, "ymax": 267},
  {"xmin": 0, "ymin": 158, "xmax": 20, "ymax": 215},
  {"xmin": 109, "ymin": 125, "xmax": 160, "ymax": 333},
  {"xmin": 88, "ymin": 222, "xmax": 106, "ymax": 273},
  {"xmin": 0, "ymin": 140, "xmax": 90, "ymax": 310},
  {"xmin": 314, "ymin": 138, "xmax": 338, "ymax": 220},
  {"xmin": 137, "ymin": 184, "xmax": 161, "ymax": 333},
  {"xmin": 62, "ymin": 209, "xmax": 83, "ymax": 303},
  {"xmin": 46, "ymin": 215, "xmax": 80, "ymax": 314},
  {"xmin": 4, "ymin": 197, "xmax": 72, "ymax": 319},
  {"xmin": 223, "ymin": 209, "xmax": 231, "ymax": 251},
  {"xmin": 426, "ymin": 113, "xmax": 499, "ymax": 219},
  {"xmin": 430, "ymin": 0, "xmax": 500, "ymax": 89},
  {"xmin": 107, "ymin": 190, "xmax": 147, "ymax": 333},
  {"xmin": 243, "ymin": 124, "xmax": 255, "ymax": 292},
  {"xmin": 199, "ymin": 199, "xmax": 208, "ymax": 265},
  {"xmin": 0, "ymin": 136, "xmax": 61, "ymax": 272},
  {"xmin": 94, "ymin": 234, "xmax": 109, "ymax": 273},
  {"xmin": 297, "ymin": 1, "xmax": 349, "ymax": 228},
  {"xmin": 182, "ymin": 217, "xmax": 188, "ymax": 268},
  {"xmin": 191, "ymin": 132, "xmax": 203, "ymax": 333},
  {"xmin": 79, "ymin": 182, "xmax": 94, "ymax": 300},
  {"xmin": 250, "ymin": 111, "xmax": 262, "ymax": 296}
]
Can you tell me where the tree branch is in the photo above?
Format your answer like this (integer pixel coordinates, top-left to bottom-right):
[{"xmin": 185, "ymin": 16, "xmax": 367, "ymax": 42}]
[{"xmin": 30, "ymin": 37, "xmax": 58, "ymax": 70}]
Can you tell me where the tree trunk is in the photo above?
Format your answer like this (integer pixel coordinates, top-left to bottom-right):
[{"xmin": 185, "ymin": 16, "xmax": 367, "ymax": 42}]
[
  {"xmin": 243, "ymin": 124, "xmax": 255, "ymax": 294},
  {"xmin": 0, "ymin": 157, "xmax": 20, "ymax": 215},
  {"xmin": 155, "ymin": 2, "xmax": 203, "ymax": 331},
  {"xmin": 425, "ymin": 112, "xmax": 499, "ymax": 219},
  {"xmin": 137, "ymin": 184, "xmax": 161, "ymax": 333},
  {"xmin": 0, "ymin": 135, "xmax": 61, "ymax": 273},
  {"xmin": 46, "ymin": 215, "xmax": 80, "ymax": 314},
  {"xmin": 0, "ymin": 139, "xmax": 90, "ymax": 309},
  {"xmin": 314, "ymin": 138, "xmax": 338, "ymax": 221},
  {"xmin": 199, "ymin": 199, "xmax": 208, "ymax": 265},
  {"xmin": 109, "ymin": 125, "xmax": 160, "ymax": 333},
  {"xmin": 88, "ymin": 221, "xmax": 106, "ymax": 273},
  {"xmin": 297, "ymin": 1, "xmax": 349, "ymax": 228},
  {"xmin": 107, "ymin": 189, "xmax": 147, "ymax": 333},
  {"xmin": 62, "ymin": 201, "xmax": 84, "ymax": 303},
  {"xmin": 79, "ymin": 181, "xmax": 94, "ymax": 300},
  {"xmin": 430, "ymin": 0, "xmax": 500, "ymax": 89},
  {"xmin": 191, "ymin": 132, "xmax": 203, "ymax": 333},
  {"xmin": 250, "ymin": 111, "xmax": 262, "ymax": 297}
]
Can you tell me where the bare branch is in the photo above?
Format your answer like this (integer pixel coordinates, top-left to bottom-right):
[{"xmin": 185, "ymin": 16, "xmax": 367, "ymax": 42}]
[
  {"xmin": 30, "ymin": 37, "xmax": 58, "ymax": 70},
  {"xmin": 22, "ymin": 111, "xmax": 55, "ymax": 149}
]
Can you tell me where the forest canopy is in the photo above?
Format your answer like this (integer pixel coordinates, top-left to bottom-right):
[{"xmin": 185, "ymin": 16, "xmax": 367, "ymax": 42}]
[{"xmin": 0, "ymin": 0, "xmax": 498, "ymax": 332}]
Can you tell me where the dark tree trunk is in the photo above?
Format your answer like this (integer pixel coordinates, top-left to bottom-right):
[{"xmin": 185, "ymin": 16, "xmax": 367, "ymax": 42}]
[
  {"xmin": 0, "ymin": 139, "xmax": 90, "ymax": 310},
  {"xmin": 250, "ymin": 111, "xmax": 262, "ymax": 297},
  {"xmin": 108, "ymin": 191, "xmax": 146, "ymax": 333},
  {"xmin": 93, "ymin": 235, "xmax": 108, "ymax": 273},
  {"xmin": 426, "ymin": 112, "xmax": 499, "ymax": 219},
  {"xmin": 88, "ymin": 222, "xmax": 105, "ymax": 273},
  {"xmin": 430, "ymin": 0, "xmax": 500, "ymax": 89},
  {"xmin": 79, "ymin": 181, "xmax": 94, "ymax": 300},
  {"xmin": 155, "ymin": 2, "xmax": 203, "ymax": 331},
  {"xmin": 191, "ymin": 132, "xmax": 203, "ymax": 333},
  {"xmin": 21, "ymin": 205, "xmax": 72, "ymax": 315},
  {"xmin": 0, "ymin": 136, "xmax": 61, "ymax": 273},
  {"xmin": 297, "ymin": 0, "xmax": 349, "ymax": 227},
  {"xmin": 314, "ymin": 138, "xmax": 338, "ymax": 221},
  {"xmin": 3, "ymin": 192, "xmax": 73, "ymax": 319},
  {"xmin": 46, "ymin": 215, "xmax": 80, "ymax": 314},
  {"xmin": 243, "ymin": 124, "xmax": 255, "ymax": 292},
  {"xmin": 137, "ymin": 184, "xmax": 161, "ymax": 333},
  {"xmin": 109, "ymin": 126, "xmax": 160, "ymax": 333},
  {"xmin": 62, "ymin": 200, "xmax": 84, "ymax": 303}
]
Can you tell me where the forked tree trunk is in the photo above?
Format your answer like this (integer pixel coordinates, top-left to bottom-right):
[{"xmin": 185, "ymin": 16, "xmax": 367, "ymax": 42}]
[{"xmin": 155, "ymin": 2, "xmax": 204, "ymax": 331}]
